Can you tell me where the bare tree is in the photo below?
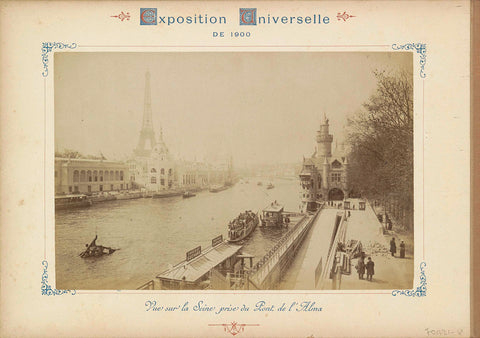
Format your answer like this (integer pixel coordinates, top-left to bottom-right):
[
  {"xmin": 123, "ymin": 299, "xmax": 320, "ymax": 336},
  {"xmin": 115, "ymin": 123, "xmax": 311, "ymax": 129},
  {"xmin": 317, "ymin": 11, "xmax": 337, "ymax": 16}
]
[{"xmin": 347, "ymin": 70, "xmax": 413, "ymax": 229}]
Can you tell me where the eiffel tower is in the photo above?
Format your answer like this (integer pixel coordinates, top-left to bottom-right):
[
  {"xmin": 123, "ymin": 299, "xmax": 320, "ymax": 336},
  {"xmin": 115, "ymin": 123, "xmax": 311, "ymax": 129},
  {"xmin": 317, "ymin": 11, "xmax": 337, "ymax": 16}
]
[{"xmin": 135, "ymin": 71, "xmax": 157, "ymax": 157}]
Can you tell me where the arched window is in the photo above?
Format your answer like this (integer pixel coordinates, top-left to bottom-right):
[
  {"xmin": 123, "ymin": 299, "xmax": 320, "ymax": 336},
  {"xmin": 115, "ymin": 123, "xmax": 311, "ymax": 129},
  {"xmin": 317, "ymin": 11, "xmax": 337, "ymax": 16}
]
[
  {"xmin": 73, "ymin": 170, "xmax": 79, "ymax": 182},
  {"xmin": 93, "ymin": 170, "xmax": 98, "ymax": 182},
  {"xmin": 151, "ymin": 168, "xmax": 156, "ymax": 173},
  {"xmin": 99, "ymin": 170, "xmax": 103, "ymax": 182},
  {"xmin": 161, "ymin": 168, "xmax": 165, "ymax": 175},
  {"xmin": 151, "ymin": 176, "xmax": 157, "ymax": 184},
  {"xmin": 115, "ymin": 171, "xmax": 119, "ymax": 180},
  {"xmin": 80, "ymin": 170, "xmax": 86, "ymax": 182},
  {"xmin": 168, "ymin": 168, "xmax": 172, "ymax": 175},
  {"xmin": 120, "ymin": 171, "xmax": 124, "ymax": 181},
  {"xmin": 87, "ymin": 170, "xmax": 92, "ymax": 182},
  {"xmin": 104, "ymin": 171, "xmax": 109, "ymax": 181}
]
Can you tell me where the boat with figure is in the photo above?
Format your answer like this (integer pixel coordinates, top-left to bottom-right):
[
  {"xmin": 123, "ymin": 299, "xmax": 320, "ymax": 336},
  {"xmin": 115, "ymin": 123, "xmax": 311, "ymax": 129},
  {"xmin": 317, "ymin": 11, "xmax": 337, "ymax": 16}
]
[
  {"xmin": 266, "ymin": 183, "xmax": 275, "ymax": 189},
  {"xmin": 182, "ymin": 191, "xmax": 196, "ymax": 198},
  {"xmin": 80, "ymin": 235, "xmax": 118, "ymax": 258},
  {"xmin": 55, "ymin": 194, "xmax": 92, "ymax": 210},
  {"xmin": 227, "ymin": 210, "xmax": 259, "ymax": 243}
]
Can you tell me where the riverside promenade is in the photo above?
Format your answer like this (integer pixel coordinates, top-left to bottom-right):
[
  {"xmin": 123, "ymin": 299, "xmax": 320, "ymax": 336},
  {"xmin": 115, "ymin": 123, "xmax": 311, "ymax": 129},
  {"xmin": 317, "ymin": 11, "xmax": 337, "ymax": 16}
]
[{"xmin": 278, "ymin": 199, "xmax": 414, "ymax": 290}]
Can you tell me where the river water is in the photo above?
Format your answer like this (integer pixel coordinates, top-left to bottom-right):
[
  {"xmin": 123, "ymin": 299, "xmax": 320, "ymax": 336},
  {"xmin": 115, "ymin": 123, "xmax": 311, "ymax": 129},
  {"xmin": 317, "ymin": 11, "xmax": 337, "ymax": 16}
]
[{"xmin": 55, "ymin": 177, "xmax": 301, "ymax": 290}]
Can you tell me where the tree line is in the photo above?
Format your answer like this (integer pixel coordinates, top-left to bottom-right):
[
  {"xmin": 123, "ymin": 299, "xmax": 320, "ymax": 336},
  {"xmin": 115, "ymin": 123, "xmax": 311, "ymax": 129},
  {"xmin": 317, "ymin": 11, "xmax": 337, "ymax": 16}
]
[{"xmin": 347, "ymin": 70, "xmax": 413, "ymax": 230}]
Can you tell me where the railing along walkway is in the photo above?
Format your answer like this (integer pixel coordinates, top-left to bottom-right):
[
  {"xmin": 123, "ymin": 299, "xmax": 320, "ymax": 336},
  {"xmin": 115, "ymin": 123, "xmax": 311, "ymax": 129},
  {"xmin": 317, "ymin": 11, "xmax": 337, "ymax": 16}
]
[{"xmin": 249, "ymin": 206, "xmax": 323, "ymax": 287}]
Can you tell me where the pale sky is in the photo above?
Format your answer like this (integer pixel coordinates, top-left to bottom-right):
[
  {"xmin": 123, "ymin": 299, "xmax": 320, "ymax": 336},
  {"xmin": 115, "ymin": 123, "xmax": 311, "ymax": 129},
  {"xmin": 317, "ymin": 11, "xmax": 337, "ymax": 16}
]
[{"xmin": 55, "ymin": 52, "xmax": 412, "ymax": 167}]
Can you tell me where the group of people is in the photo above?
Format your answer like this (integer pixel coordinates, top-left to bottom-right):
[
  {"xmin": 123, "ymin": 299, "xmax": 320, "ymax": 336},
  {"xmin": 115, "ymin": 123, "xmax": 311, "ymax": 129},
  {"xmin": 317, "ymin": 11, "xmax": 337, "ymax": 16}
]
[
  {"xmin": 355, "ymin": 252, "xmax": 375, "ymax": 281},
  {"xmin": 354, "ymin": 238, "xmax": 407, "ymax": 282},
  {"xmin": 390, "ymin": 237, "xmax": 406, "ymax": 258},
  {"xmin": 228, "ymin": 210, "xmax": 256, "ymax": 240}
]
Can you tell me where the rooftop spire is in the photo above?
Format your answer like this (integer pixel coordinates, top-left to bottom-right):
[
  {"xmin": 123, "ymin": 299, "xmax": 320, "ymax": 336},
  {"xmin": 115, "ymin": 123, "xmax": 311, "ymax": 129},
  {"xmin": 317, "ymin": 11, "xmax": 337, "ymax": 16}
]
[{"xmin": 135, "ymin": 71, "xmax": 157, "ymax": 156}]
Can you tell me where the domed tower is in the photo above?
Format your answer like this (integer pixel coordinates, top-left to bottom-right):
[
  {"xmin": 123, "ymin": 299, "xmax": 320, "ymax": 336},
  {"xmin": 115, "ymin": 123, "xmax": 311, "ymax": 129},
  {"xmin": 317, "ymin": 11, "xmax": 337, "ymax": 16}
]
[{"xmin": 316, "ymin": 114, "xmax": 333, "ymax": 158}]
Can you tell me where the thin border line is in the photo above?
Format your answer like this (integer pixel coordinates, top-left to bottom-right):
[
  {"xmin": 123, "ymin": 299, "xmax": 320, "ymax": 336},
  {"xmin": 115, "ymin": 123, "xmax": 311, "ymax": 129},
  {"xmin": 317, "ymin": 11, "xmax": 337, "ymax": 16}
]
[
  {"xmin": 44, "ymin": 77, "xmax": 47, "ymax": 260},
  {"xmin": 75, "ymin": 291, "xmax": 392, "ymax": 295},
  {"xmin": 423, "ymin": 79, "xmax": 425, "ymax": 261},
  {"xmin": 48, "ymin": 44, "xmax": 419, "ymax": 294},
  {"xmin": 78, "ymin": 44, "xmax": 391, "ymax": 48}
]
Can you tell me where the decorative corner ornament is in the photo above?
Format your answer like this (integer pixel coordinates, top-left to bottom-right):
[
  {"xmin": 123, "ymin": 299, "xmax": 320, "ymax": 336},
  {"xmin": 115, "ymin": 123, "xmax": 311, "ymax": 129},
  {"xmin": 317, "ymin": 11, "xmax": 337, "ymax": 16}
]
[
  {"xmin": 392, "ymin": 43, "xmax": 427, "ymax": 78},
  {"xmin": 41, "ymin": 260, "xmax": 76, "ymax": 296},
  {"xmin": 111, "ymin": 11, "xmax": 131, "ymax": 22},
  {"xmin": 337, "ymin": 11, "xmax": 356, "ymax": 22},
  {"xmin": 392, "ymin": 261, "xmax": 426, "ymax": 297},
  {"xmin": 42, "ymin": 42, "xmax": 78, "ymax": 77}
]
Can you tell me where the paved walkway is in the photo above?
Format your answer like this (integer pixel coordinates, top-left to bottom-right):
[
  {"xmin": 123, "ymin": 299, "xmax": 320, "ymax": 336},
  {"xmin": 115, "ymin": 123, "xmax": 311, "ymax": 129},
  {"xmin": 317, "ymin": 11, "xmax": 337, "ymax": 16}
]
[
  {"xmin": 279, "ymin": 199, "xmax": 414, "ymax": 290},
  {"xmin": 278, "ymin": 208, "xmax": 339, "ymax": 289}
]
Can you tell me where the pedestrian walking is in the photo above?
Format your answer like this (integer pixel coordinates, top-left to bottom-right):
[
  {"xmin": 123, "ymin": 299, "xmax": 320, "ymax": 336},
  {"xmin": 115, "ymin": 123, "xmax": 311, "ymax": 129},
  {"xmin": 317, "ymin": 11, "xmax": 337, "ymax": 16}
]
[
  {"xmin": 390, "ymin": 237, "xmax": 396, "ymax": 257},
  {"xmin": 366, "ymin": 257, "xmax": 375, "ymax": 281},
  {"xmin": 399, "ymin": 240, "xmax": 406, "ymax": 258},
  {"xmin": 355, "ymin": 253, "xmax": 366, "ymax": 279}
]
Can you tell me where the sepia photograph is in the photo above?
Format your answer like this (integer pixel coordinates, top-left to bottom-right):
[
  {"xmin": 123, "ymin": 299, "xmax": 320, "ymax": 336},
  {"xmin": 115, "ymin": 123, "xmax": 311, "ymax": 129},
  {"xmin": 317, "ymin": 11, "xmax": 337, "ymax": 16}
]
[{"xmin": 54, "ymin": 52, "xmax": 414, "ymax": 291}]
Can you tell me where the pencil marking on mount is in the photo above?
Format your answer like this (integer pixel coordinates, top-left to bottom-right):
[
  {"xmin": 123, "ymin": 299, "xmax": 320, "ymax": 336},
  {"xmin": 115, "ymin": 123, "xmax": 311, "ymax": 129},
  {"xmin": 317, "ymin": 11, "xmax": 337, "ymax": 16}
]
[
  {"xmin": 392, "ymin": 43, "xmax": 427, "ymax": 78},
  {"xmin": 391, "ymin": 262, "xmax": 426, "ymax": 297},
  {"xmin": 41, "ymin": 42, "xmax": 77, "ymax": 77},
  {"xmin": 41, "ymin": 260, "xmax": 76, "ymax": 296}
]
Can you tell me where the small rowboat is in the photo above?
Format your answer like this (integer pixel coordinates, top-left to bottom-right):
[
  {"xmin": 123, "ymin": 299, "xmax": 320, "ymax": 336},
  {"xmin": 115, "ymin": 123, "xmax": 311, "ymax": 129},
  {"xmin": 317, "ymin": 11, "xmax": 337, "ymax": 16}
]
[{"xmin": 80, "ymin": 235, "xmax": 118, "ymax": 258}]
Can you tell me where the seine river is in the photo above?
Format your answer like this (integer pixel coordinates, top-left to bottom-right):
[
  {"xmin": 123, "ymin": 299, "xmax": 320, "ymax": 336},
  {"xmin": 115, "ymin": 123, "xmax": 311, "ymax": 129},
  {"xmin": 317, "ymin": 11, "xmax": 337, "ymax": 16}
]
[{"xmin": 55, "ymin": 177, "xmax": 301, "ymax": 290}]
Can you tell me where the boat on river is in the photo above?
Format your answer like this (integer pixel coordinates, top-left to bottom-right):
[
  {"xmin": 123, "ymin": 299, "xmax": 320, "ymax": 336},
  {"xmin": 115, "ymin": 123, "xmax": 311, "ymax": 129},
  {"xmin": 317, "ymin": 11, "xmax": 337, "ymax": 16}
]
[
  {"xmin": 209, "ymin": 184, "xmax": 229, "ymax": 193},
  {"xmin": 227, "ymin": 210, "xmax": 259, "ymax": 243},
  {"xmin": 55, "ymin": 194, "xmax": 92, "ymax": 211},
  {"xmin": 90, "ymin": 193, "xmax": 117, "ymax": 203},
  {"xmin": 182, "ymin": 191, "xmax": 196, "ymax": 198},
  {"xmin": 80, "ymin": 235, "xmax": 118, "ymax": 258},
  {"xmin": 115, "ymin": 191, "xmax": 143, "ymax": 200},
  {"xmin": 152, "ymin": 190, "xmax": 183, "ymax": 198}
]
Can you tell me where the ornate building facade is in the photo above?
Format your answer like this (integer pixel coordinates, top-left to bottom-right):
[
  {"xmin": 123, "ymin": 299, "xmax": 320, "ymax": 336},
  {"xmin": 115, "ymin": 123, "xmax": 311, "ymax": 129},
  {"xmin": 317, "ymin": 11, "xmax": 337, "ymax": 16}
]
[
  {"xmin": 299, "ymin": 115, "xmax": 349, "ymax": 211},
  {"xmin": 55, "ymin": 158, "xmax": 129, "ymax": 195}
]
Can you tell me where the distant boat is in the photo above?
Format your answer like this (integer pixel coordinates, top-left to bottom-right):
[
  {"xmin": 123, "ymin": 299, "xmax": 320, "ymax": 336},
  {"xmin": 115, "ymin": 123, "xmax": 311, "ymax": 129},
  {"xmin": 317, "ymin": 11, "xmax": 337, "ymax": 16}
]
[
  {"xmin": 257, "ymin": 182, "xmax": 263, "ymax": 186},
  {"xmin": 55, "ymin": 194, "xmax": 92, "ymax": 211},
  {"xmin": 152, "ymin": 190, "xmax": 183, "ymax": 198},
  {"xmin": 90, "ymin": 193, "xmax": 117, "ymax": 203},
  {"xmin": 209, "ymin": 185, "xmax": 229, "ymax": 193},
  {"xmin": 266, "ymin": 183, "xmax": 274, "ymax": 189},
  {"xmin": 115, "ymin": 191, "xmax": 143, "ymax": 200},
  {"xmin": 182, "ymin": 191, "xmax": 196, "ymax": 198},
  {"xmin": 227, "ymin": 211, "xmax": 259, "ymax": 243}
]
